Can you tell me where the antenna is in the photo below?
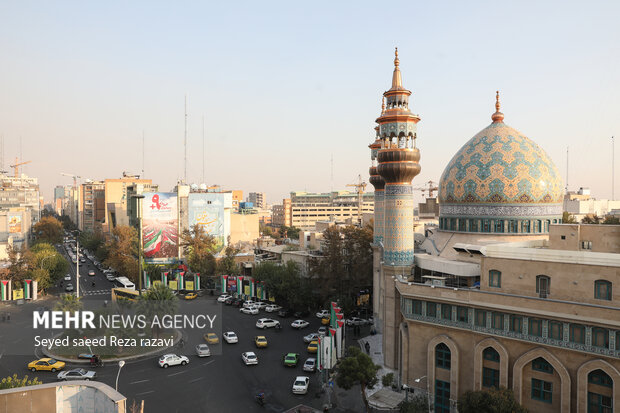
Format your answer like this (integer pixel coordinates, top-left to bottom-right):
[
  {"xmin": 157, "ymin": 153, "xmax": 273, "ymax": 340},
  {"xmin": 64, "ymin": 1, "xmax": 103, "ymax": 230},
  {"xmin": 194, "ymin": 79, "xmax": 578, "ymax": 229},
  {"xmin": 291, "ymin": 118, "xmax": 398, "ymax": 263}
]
[
  {"xmin": 142, "ymin": 130, "xmax": 145, "ymax": 179},
  {"xmin": 0, "ymin": 134, "xmax": 4, "ymax": 173},
  {"xmin": 184, "ymin": 94, "xmax": 188, "ymax": 184},
  {"xmin": 613, "ymin": 136, "xmax": 615, "ymax": 200},
  {"xmin": 202, "ymin": 114, "xmax": 205, "ymax": 184},
  {"xmin": 330, "ymin": 153, "xmax": 334, "ymax": 192},
  {"xmin": 565, "ymin": 146, "xmax": 569, "ymax": 193}
]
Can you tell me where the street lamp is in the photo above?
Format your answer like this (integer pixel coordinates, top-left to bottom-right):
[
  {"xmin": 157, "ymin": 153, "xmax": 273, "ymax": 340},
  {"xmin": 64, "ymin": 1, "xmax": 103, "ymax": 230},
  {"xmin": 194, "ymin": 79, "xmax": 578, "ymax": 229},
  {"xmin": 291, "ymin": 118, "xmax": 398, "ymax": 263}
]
[
  {"xmin": 116, "ymin": 360, "xmax": 125, "ymax": 392},
  {"xmin": 132, "ymin": 194, "xmax": 145, "ymax": 295},
  {"xmin": 414, "ymin": 376, "xmax": 431, "ymax": 413},
  {"xmin": 73, "ymin": 230, "xmax": 80, "ymax": 298}
]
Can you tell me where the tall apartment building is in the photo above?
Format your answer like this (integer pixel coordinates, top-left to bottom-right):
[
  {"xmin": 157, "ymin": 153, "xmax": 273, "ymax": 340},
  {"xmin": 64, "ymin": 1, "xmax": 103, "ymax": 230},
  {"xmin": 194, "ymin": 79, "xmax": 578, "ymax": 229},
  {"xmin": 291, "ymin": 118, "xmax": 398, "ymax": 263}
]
[
  {"xmin": 79, "ymin": 181, "xmax": 106, "ymax": 233},
  {"xmin": 272, "ymin": 199, "xmax": 291, "ymax": 227},
  {"xmin": 0, "ymin": 173, "xmax": 41, "ymax": 227},
  {"xmin": 247, "ymin": 192, "xmax": 265, "ymax": 209},
  {"xmin": 104, "ymin": 174, "xmax": 153, "ymax": 233}
]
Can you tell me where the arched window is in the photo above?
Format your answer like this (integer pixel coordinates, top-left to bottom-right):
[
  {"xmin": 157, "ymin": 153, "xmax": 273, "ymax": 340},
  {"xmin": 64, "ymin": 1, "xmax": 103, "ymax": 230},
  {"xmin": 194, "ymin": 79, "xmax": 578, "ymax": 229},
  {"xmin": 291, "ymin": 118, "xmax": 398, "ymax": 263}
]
[
  {"xmin": 588, "ymin": 370, "xmax": 613, "ymax": 413},
  {"xmin": 489, "ymin": 270, "xmax": 501, "ymax": 288},
  {"xmin": 589, "ymin": 369, "xmax": 613, "ymax": 387},
  {"xmin": 592, "ymin": 327, "xmax": 609, "ymax": 349},
  {"xmin": 594, "ymin": 280, "xmax": 612, "ymax": 301},
  {"xmin": 536, "ymin": 275, "xmax": 551, "ymax": 298},
  {"xmin": 532, "ymin": 357, "xmax": 554, "ymax": 374},
  {"xmin": 435, "ymin": 343, "xmax": 451, "ymax": 369},
  {"xmin": 483, "ymin": 347, "xmax": 500, "ymax": 362}
]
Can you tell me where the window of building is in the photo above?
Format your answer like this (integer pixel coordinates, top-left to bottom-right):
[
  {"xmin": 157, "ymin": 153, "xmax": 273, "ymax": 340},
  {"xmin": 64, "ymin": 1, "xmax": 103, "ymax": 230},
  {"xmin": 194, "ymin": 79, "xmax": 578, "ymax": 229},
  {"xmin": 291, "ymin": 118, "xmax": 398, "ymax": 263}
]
[
  {"xmin": 588, "ymin": 392, "xmax": 613, "ymax": 413},
  {"xmin": 434, "ymin": 380, "xmax": 451, "ymax": 413},
  {"xmin": 549, "ymin": 321, "xmax": 563, "ymax": 340},
  {"xmin": 483, "ymin": 219, "xmax": 491, "ymax": 233},
  {"xmin": 449, "ymin": 219, "xmax": 456, "ymax": 231},
  {"xmin": 492, "ymin": 312, "xmax": 504, "ymax": 330},
  {"xmin": 589, "ymin": 369, "xmax": 613, "ymax": 387},
  {"xmin": 529, "ymin": 318, "xmax": 543, "ymax": 337},
  {"xmin": 494, "ymin": 219, "xmax": 504, "ymax": 233},
  {"xmin": 483, "ymin": 347, "xmax": 500, "ymax": 362},
  {"xmin": 435, "ymin": 343, "xmax": 451, "ymax": 369},
  {"xmin": 592, "ymin": 328, "xmax": 609, "ymax": 349},
  {"xmin": 561, "ymin": 235, "xmax": 566, "ymax": 240},
  {"xmin": 594, "ymin": 280, "xmax": 612, "ymax": 301},
  {"xmin": 532, "ymin": 378, "xmax": 553, "ymax": 403},
  {"xmin": 536, "ymin": 275, "xmax": 551, "ymax": 298},
  {"xmin": 470, "ymin": 219, "xmax": 478, "ymax": 232},
  {"xmin": 482, "ymin": 367, "xmax": 500, "ymax": 388},
  {"xmin": 412, "ymin": 300, "xmax": 422, "ymax": 315},
  {"xmin": 510, "ymin": 315, "xmax": 523, "ymax": 333},
  {"xmin": 489, "ymin": 270, "xmax": 501, "ymax": 288},
  {"xmin": 522, "ymin": 220, "xmax": 531, "ymax": 233},
  {"xmin": 581, "ymin": 240, "xmax": 593, "ymax": 250},
  {"xmin": 536, "ymin": 220, "xmax": 542, "ymax": 233},
  {"xmin": 570, "ymin": 324, "xmax": 586, "ymax": 344},
  {"xmin": 458, "ymin": 219, "xmax": 466, "ymax": 232},
  {"xmin": 532, "ymin": 357, "xmax": 554, "ymax": 374},
  {"xmin": 426, "ymin": 302, "xmax": 437, "ymax": 318},
  {"xmin": 441, "ymin": 304, "xmax": 452, "ymax": 320},
  {"xmin": 475, "ymin": 309, "xmax": 486, "ymax": 327},
  {"xmin": 457, "ymin": 306, "xmax": 468, "ymax": 323}
]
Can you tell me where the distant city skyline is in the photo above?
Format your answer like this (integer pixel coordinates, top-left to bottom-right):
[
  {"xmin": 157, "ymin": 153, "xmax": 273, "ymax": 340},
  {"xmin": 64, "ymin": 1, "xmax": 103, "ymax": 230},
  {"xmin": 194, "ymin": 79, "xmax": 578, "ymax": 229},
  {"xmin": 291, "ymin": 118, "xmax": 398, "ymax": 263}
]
[{"xmin": 1, "ymin": 1, "xmax": 618, "ymax": 206}]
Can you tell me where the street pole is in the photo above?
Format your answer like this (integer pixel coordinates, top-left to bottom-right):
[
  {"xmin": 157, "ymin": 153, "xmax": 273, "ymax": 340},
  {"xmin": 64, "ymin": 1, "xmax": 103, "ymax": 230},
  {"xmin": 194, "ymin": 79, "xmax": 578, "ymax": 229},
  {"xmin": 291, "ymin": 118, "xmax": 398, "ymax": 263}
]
[
  {"xmin": 116, "ymin": 360, "xmax": 125, "ymax": 392},
  {"xmin": 75, "ymin": 231, "xmax": 80, "ymax": 298},
  {"xmin": 133, "ymin": 195, "xmax": 145, "ymax": 295}
]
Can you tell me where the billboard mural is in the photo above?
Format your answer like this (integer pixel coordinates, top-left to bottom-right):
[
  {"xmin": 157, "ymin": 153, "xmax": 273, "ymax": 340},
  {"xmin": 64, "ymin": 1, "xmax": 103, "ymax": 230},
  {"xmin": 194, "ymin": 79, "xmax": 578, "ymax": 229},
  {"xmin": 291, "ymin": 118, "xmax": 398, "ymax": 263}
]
[
  {"xmin": 188, "ymin": 193, "xmax": 229, "ymax": 250},
  {"xmin": 7, "ymin": 214, "xmax": 22, "ymax": 233},
  {"xmin": 142, "ymin": 192, "xmax": 178, "ymax": 263}
]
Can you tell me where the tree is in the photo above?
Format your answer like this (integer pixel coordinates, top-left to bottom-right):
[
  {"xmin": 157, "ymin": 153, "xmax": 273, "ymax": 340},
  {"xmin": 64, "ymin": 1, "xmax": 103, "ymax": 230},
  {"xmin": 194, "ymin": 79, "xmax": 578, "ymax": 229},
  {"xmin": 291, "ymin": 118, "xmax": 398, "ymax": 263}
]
[
  {"xmin": 6, "ymin": 245, "xmax": 31, "ymax": 283},
  {"xmin": 33, "ymin": 216, "xmax": 64, "ymax": 244},
  {"xmin": 138, "ymin": 283, "xmax": 178, "ymax": 338},
  {"xmin": 260, "ymin": 224, "xmax": 272, "ymax": 237},
  {"xmin": 0, "ymin": 374, "xmax": 42, "ymax": 390},
  {"xmin": 399, "ymin": 395, "xmax": 430, "ymax": 413},
  {"xmin": 603, "ymin": 215, "xmax": 620, "ymax": 225},
  {"xmin": 79, "ymin": 231, "xmax": 105, "ymax": 253},
  {"xmin": 104, "ymin": 226, "xmax": 139, "ymax": 282},
  {"xmin": 562, "ymin": 211, "xmax": 577, "ymax": 224},
  {"xmin": 457, "ymin": 387, "xmax": 528, "ymax": 413},
  {"xmin": 216, "ymin": 241, "xmax": 241, "ymax": 276},
  {"xmin": 582, "ymin": 214, "xmax": 601, "ymax": 224},
  {"xmin": 30, "ymin": 243, "xmax": 68, "ymax": 288},
  {"xmin": 253, "ymin": 261, "xmax": 314, "ymax": 310},
  {"xmin": 54, "ymin": 294, "xmax": 83, "ymax": 312},
  {"xmin": 336, "ymin": 346, "xmax": 380, "ymax": 409},
  {"xmin": 180, "ymin": 224, "xmax": 217, "ymax": 278}
]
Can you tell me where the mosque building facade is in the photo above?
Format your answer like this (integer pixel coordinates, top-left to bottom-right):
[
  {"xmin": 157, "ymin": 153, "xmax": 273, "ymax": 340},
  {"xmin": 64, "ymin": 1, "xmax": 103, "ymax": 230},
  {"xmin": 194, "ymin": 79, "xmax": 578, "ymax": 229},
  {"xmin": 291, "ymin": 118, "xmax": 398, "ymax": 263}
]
[{"xmin": 370, "ymin": 50, "xmax": 620, "ymax": 413}]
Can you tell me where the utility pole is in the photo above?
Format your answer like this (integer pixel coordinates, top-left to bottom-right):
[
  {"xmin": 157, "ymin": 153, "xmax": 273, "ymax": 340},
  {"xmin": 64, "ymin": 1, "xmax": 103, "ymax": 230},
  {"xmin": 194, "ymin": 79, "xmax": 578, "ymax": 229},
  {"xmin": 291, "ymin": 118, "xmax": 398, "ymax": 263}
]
[
  {"xmin": 142, "ymin": 130, "xmax": 145, "ymax": 179},
  {"xmin": 566, "ymin": 146, "xmax": 569, "ymax": 193},
  {"xmin": 612, "ymin": 137, "xmax": 615, "ymax": 200},
  {"xmin": 202, "ymin": 115, "xmax": 205, "ymax": 184},
  {"xmin": 184, "ymin": 95, "xmax": 188, "ymax": 184}
]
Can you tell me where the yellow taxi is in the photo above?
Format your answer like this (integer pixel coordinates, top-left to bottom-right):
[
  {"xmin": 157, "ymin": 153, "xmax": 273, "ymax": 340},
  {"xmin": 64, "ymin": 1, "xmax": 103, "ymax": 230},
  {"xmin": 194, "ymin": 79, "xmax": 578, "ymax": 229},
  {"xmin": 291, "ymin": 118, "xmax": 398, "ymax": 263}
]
[
  {"xmin": 28, "ymin": 358, "xmax": 66, "ymax": 372},
  {"xmin": 204, "ymin": 333, "xmax": 219, "ymax": 344},
  {"xmin": 254, "ymin": 336, "xmax": 268, "ymax": 348},
  {"xmin": 307, "ymin": 340, "xmax": 319, "ymax": 353},
  {"xmin": 321, "ymin": 317, "xmax": 330, "ymax": 325},
  {"xmin": 185, "ymin": 292, "xmax": 198, "ymax": 300}
]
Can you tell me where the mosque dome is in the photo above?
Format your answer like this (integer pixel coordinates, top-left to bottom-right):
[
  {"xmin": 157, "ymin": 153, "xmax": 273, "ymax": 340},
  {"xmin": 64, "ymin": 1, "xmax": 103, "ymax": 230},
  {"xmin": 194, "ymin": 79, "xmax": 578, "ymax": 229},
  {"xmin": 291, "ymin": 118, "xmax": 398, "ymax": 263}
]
[{"xmin": 437, "ymin": 92, "xmax": 564, "ymax": 234}]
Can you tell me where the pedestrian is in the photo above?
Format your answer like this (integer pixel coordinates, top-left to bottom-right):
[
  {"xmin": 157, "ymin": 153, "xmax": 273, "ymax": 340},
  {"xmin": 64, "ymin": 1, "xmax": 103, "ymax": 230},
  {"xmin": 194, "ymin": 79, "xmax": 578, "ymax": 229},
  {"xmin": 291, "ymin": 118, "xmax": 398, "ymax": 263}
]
[{"xmin": 365, "ymin": 341, "xmax": 370, "ymax": 354}]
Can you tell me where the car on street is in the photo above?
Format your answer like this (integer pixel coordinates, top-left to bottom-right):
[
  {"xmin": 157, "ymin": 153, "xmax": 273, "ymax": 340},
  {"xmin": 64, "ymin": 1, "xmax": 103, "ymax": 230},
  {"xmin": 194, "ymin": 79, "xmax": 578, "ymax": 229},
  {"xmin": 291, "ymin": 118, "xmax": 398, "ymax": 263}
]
[
  {"xmin": 184, "ymin": 292, "xmax": 198, "ymax": 300},
  {"xmin": 254, "ymin": 301, "xmax": 267, "ymax": 310},
  {"xmin": 65, "ymin": 284, "xmax": 74, "ymax": 292},
  {"xmin": 303, "ymin": 358, "xmax": 316, "ymax": 372},
  {"xmin": 57, "ymin": 368, "xmax": 96, "ymax": 381},
  {"xmin": 256, "ymin": 318, "xmax": 280, "ymax": 329},
  {"xmin": 318, "ymin": 326, "xmax": 327, "ymax": 335},
  {"xmin": 321, "ymin": 317, "xmax": 330, "ymax": 325},
  {"xmin": 88, "ymin": 270, "xmax": 95, "ymax": 276},
  {"xmin": 292, "ymin": 376, "xmax": 310, "ymax": 394},
  {"xmin": 80, "ymin": 258, "xmax": 86, "ymax": 263},
  {"xmin": 283, "ymin": 353, "xmax": 299, "ymax": 367},
  {"xmin": 303, "ymin": 333, "xmax": 319, "ymax": 343},
  {"xmin": 242, "ymin": 351, "xmax": 258, "ymax": 365},
  {"xmin": 223, "ymin": 332, "xmax": 238, "ymax": 344},
  {"xmin": 158, "ymin": 354, "xmax": 189, "ymax": 368},
  {"xmin": 204, "ymin": 333, "xmax": 219, "ymax": 344},
  {"xmin": 278, "ymin": 308, "xmax": 293, "ymax": 317},
  {"xmin": 240, "ymin": 306, "xmax": 259, "ymax": 315},
  {"xmin": 106, "ymin": 274, "xmax": 116, "ymax": 281},
  {"xmin": 232, "ymin": 298, "xmax": 244, "ymax": 307},
  {"xmin": 224, "ymin": 296, "xmax": 235, "ymax": 305},
  {"xmin": 307, "ymin": 341, "xmax": 318, "ymax": 353},
  {"xmin": 195, "ymin": 344, "xmax": 211, "ymax": 357},
  {"xmin": 346, "ymin": 317, "xmax": 368, "ymax": 326},
  {"xmin": 291, "ymin": 320, "xmax": 310, "ymax": 329},
  {"xmin": 316, "ymin": 310, "xmax": 330, "ymax": 318},
  {"xmin": 265, "ymin": 304, "xmax": 282, "ymax": 313},
  {"xmin": 28, "ymin": 358, "xmax": 66, "ymax": 372},
  {"xmin": 217, "ymin": 294, "xmax": 231, "ymax": 303},
  {"xmin": 64, "ymin": 274, "xmax": 71, "ymax": 281},
  {"xmin": 242, "ymin": 300, "xmax": 257, "ymax": 308},
  {"xmin": 254, "ymin": 336, "xmax": 268, "ymax": 348}
]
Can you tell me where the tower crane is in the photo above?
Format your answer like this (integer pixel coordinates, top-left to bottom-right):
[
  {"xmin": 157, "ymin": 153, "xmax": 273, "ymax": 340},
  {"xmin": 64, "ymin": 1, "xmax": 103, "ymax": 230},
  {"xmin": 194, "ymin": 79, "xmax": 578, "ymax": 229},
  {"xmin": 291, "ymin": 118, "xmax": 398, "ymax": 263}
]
[
  {"xmin": 10, "ymin": 157, "xmax": 31, "ymax": 178},
  {"xmin": 413, "ymin": 180, "xmax": 439, "ymax": 198},
  {"xmin": 346, "ymin": 174, "xmax": 367, "ymax": 226}
]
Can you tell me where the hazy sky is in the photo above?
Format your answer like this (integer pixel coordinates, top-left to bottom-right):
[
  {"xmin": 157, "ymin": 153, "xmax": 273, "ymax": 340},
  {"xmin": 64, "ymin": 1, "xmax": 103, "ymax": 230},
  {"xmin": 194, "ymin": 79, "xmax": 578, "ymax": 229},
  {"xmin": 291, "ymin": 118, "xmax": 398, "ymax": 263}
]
[{"xmin": 1, "ymin": 1, "xmax": 618, "ymax": 205}]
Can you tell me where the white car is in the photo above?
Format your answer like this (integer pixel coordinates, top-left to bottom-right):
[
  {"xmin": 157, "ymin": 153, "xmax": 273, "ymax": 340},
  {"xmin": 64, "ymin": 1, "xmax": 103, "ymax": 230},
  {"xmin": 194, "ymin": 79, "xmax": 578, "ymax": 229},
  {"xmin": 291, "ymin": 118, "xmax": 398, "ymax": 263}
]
[
  {"xmin": 265, "ymin": 304, "xmax": 282, "ymax": 313},
  {"xmin": 158, "ymin": 354, "xmax": 189, "ymax": 368},
  {"xmin": 303, "ymin": 333, "xmax": 319, "ymax": 343},
  {"xmin": 240, "ymin": 306, "xmax": 259, "ymax": 315},
  {"xmin": 242, "ymin": 351, "xmax": 258, "ymax": 365},
  {"xmin": 254, "ymin": 301, "xmax": 267, "ymax": 310},
  {"xmin": 316, "ymin": 310, "xmax": 330, "ymax": 318},
  {"xmin": 57, "ymin": 368, "xmax": 96, "ymax": 381},
  {"xmin": 223, "ymin": 332, "xmax": 238, "ymax": 343},
  {"xmin": 256, "ymin": 318, "xmax": 280, "ymax": 329},
  {"xmin": 318, "ymin": 326, "xmax": 327, "ymax": 335},
  {"xmin": 217, "ymin": 294, "xmax": 231, "ymax": 303},
  {"xmin": 291, "ymin": 320, "xmax": 310, "ymax": 329},
  {"xmin": 303, "ymin": 358, "xmax": 316, "ymax": 372},
  {"xmin": 292, "ymin": 376, "xmax": 310, "ymax": 394},
  {"xmin": 243, "ymin": 300, "xmax": 257, "ymax": 308},
  {"xmin": 106, "ymin": 274, "xmax": 116, "ymax": 281},
  {"xmin": 346, "ymin": 317, "xmax": 368, "ymax": 326},
  {"xmin": 64, "ymin": 274, "xmax": 71, "ymax": 281},
  {"xmin": 195, "ymin": 344, "xmax": 211, "ymax": 357}
]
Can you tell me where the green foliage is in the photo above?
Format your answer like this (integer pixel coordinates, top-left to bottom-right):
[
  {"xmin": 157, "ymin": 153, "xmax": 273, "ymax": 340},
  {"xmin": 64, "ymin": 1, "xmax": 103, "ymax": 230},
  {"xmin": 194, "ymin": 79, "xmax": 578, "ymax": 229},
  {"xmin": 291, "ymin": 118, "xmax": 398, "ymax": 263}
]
[
  {"xmin": 180, "ymin": 224, "xmax": 217, "ymax": 278},
  {"xmin": 457, "ymin": 387, "xmax": 528, "ymax": 413},
  {"xmin": 31, "ymin": 243, "xmax": 68, "ymax": 283},
  {"xmin": 260, "ymin": 224, "xmax": 273, "ymax": 237},
  {"xmin": 278, "ymin": 225, "xmax": 300, "ymax": 240},
  {"xmin": 138, "ymin": 283, "xmax": 179, "ymax": 338},
  {"xmin": 582, "ymin": 214, "xmax": 601, "ymax": 224},
  {"xmin": 399, "ymin": 395, "xmax": 430, "ymax": 413},
  {"xmin": 54, "ymin": 294, "xmax": 83, "ymax": 312},
  {"xmin": 33, "ymin": 216, "xmax": 64, "ymax": 244},
  {"xmin": 561, "ymin": 211, "xmax": 577, "ymax": 224},
  {"xmin": 59, "ymin": 215, "xmax": 76, "ymax": 231},
  {"xmin": 336, "ymin": 346, "xmax": 380, "ymax": 391},
  {"xmin": 216, "ymin": 241, "xmax": 241, "ymax": 276},
  {"xmin": 6, "ymin": 242, "xmax": 67, "ymax": 291},
  {"xmin": 79, "ymin": 231, "xmax": 105, "ymax": 253},
  {"xmin": 603, "ymin": 215, "xmax": 620, "ymax": 225},
  {"xmin": 0, "ymin": 374, "xmax": 42, "ymax": 390},
  {"xmin": 382, "ymin": 372, "xmax": 394, "ymax": 387},
  {"xmin": 253, "ymin": 261, "xmax": 314, "ymax": 310},
  {"xmin": 104, "ymin": 226, "xmax": 139, "ymax": 282}
]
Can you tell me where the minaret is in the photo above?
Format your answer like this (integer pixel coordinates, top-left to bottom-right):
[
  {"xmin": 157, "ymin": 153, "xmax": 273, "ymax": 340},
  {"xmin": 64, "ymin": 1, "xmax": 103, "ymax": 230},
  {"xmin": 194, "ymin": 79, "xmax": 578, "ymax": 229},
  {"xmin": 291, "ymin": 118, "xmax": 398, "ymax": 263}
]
[
  {"xmin": 376, "ymin": 48, "xmax": 421, "ymax": 368},
  {"xmin": 369, "ymin": 123, "xmax": 385, "ymax": 331}
]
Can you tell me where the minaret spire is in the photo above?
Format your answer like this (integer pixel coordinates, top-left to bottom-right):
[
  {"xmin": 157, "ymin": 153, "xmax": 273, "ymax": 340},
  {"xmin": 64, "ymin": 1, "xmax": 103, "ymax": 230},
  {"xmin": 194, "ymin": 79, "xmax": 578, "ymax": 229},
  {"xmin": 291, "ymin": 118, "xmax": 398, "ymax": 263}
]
[
  {"xmin": 391, "ymin": 47, "xmax": 402, "ymax": 90},
  {"xmin": 491, "ymin": 90, "xmax": 505, "ymax": 123}
]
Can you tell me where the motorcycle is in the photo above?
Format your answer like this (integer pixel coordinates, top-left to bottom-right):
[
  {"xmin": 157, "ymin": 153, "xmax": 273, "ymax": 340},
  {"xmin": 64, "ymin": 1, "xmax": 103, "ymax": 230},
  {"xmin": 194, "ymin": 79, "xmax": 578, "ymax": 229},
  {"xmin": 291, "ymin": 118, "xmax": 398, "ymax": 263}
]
[{"xmin": 255, "ymin": 393, "xmax": 265, "ymax": 406}]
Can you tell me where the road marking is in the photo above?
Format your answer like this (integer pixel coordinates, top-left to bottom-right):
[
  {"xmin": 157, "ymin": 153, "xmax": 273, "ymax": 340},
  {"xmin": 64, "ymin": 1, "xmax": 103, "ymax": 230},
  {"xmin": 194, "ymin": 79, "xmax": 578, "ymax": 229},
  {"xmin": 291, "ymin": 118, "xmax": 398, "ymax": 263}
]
[
  {"xmin": 167, "ymin": 370, "xmax": 186, "ymax": 377},
  {"xmin": 188, "ymin": 377, "xmax": 203, "ymax": 383},
  {"xmin": 135, "ymin": 390, "xmax": 154, "ymax": 396},
  {"xmin": 202, "ymin": 360, "xmax": 214, "ymax": 366},
  {"xmin": 129, "ymin": 379, "xmax": 149, "ymax": 385}
]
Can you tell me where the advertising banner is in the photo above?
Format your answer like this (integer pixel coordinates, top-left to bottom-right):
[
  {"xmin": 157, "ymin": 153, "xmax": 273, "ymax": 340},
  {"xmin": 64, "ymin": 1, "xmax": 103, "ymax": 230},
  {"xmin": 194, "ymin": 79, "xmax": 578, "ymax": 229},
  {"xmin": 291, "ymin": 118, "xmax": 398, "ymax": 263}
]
[
  {"xmin": 143, "ymin": 193, "xmax": 178, "ymax": 263},
  {"xmin": 185, "ymin": 281, "xmax": 194, "ymax": 291},
  {"xmin": 188, "ymin": 193, "xmax": 229, "ymax": 250},
  {"xmin": 7, "ymin": 214, "xmax": 22, "ymax": 234}
]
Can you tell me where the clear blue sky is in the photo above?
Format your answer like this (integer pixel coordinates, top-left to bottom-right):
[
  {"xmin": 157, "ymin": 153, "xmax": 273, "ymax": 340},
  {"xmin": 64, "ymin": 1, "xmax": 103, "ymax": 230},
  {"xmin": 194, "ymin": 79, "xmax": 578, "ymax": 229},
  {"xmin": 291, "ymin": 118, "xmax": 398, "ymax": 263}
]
[{"xmin": 1, "ymin": 1, "xmax": 618, "ymax": 204}]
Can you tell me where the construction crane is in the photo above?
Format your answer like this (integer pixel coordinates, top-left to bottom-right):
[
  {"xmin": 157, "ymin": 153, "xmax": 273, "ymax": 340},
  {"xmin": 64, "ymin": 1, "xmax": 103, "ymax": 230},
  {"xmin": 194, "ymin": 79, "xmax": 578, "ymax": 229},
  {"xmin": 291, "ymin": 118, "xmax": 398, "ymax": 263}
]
[
  {"xmin": 60, "ymin": 172, "xmax": 83, "ymax": 187},
  {"xmin": 413, "ymin": 180, "xmax": 439, "ymax": 198},
  {"xmin": 346, "ymin": 174, "xmax": 367, "ymax": 226},
  {"xmin": 10, "ymin": 157, "xmax": 31, "ymax": 178}
]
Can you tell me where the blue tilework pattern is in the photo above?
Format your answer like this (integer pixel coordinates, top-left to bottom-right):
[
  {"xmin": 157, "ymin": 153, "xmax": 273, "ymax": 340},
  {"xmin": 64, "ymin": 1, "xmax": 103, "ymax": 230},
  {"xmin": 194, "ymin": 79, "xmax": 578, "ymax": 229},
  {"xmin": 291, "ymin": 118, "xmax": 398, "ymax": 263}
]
[
  {"xmin": 383, "ymin": 186, "xmax": 414, "ymax": 266},
  {"xmin": 374, "ymin": 191, "xmax": 384, "ymax": 244}
]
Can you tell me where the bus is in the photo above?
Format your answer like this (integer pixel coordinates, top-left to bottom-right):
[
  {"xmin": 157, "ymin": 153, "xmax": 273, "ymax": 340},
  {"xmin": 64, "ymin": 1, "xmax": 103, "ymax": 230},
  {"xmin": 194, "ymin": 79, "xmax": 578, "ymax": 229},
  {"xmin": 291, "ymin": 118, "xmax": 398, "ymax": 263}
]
[
  {"xmin": 114, "ymin": 276, "xmax": 135, "ymax": 290},
  {"xmin": 111, "ymin": 288, "xmax": 139, "ymax": 302}
]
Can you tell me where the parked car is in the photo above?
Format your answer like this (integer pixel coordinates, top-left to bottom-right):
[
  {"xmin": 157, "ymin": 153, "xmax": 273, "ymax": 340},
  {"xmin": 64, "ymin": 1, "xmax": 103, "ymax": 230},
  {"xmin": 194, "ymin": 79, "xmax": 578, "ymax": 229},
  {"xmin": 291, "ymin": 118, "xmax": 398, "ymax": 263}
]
[
  {"xmin": 243, "ymin": 300, "xmax": 257, "ymax": 308},
  {"xmin": 223, "ymin": 332, "xmax": 238, "ymax": 344},
  {"xmin": 217, "ymin": 294, "xmax": 231, "ymax": 303},
  {"xmin": 195, "ymin": 344, "xmax": 211, "ymax": 357},
  {"xmin": 303, "ymin": 358, "xmax": 316, "ymax": 372},
  {"xmin": 316, "ymin": 310, "xmax": 330, "ymax": 318},
  {"xmin": 292, "ymin": 376, "xmax": 310, "ymax": 394},
  {"xmin": 278, "ymin": 308, "xmax": 293, "ymax": 318},
  {"xmin": 291, "ymin": 320, "xmax": 310, "ymax": 329},
  {"xmin": 232, "ymin": 298, "xmax": 244, "ymax": 307},
  {"xmin": 318, "ymin": 326, "xmax": 327, "ymax": 335},
  {"xmin": 303, "ymin": 333, "xmax": 319, "ymax": 343},
  {"xmin": 106, "ymin": 274, "xmax": 116, "ymax": 281},
  {"xmin": 283, "ymin": 353, "xmax": 299, "ymax": 367},
  {"xmin": 256, "ymin": 318, "xmax": 280, "ymax": 329},
  {"xmin": 64, "ymin": 274, "xmax": 71, "ymax": 281},
  {"xmin": 158, "ymin": 354, "xmax": 189, "ymax": 368},
  {"xmin": 224, "ymin": 296, "xmax": 235, "ymax": 305},
  {"xmin": 242, "ymin": 351, "xmax": 258, "ymax": 365},
  {"xmin": 240, "ymin": 306, "xmax": 259, "ymax": 315},
  {"xmin": 65, "ymin": 284, "xmax": 74, "ymax": 292},
  {"xmin": 265, "ymin": 304, "xmax": 282, "ymax": 313},
  {"xmin": 57, "ymin": 368, "xmax": 96, "ymax": 381},
  {"xmin": 254, "ymin": 301, "xmax": 267, "ymax": 310},
  {"xmin": 346, "ymin": 317, "xmax": 368, "ymax": 326}
]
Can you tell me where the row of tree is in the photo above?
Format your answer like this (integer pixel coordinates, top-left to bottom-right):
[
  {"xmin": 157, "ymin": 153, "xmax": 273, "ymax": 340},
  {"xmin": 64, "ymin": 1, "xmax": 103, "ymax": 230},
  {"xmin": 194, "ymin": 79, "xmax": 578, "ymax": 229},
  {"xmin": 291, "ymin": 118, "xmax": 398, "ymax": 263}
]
[{"xmin": 562, "ymin": 211, "xmax": 619, "ymax": 225}]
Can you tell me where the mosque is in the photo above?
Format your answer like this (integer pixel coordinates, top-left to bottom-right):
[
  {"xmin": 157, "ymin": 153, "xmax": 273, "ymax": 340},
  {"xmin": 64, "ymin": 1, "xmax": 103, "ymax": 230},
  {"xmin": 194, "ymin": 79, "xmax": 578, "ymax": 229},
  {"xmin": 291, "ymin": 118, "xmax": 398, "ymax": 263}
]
[{"xmin": 370, "ymin": 49, "xmax": 620, "ymax": 413}]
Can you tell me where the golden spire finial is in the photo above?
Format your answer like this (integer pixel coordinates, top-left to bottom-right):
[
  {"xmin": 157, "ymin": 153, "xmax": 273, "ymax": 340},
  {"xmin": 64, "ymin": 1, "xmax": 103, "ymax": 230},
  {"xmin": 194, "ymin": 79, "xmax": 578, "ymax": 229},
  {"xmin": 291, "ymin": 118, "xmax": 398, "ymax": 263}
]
[
  {"xmin": 394, "ymin": 47, "xmax": 399, "ymax": 67},
  {"xmin": 391, "ymin": 47, "xmax": 402, "ymax": 89},
  {"xmin": 491, "ymin": 90, "xmax": 504, "ymax": 123}
]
